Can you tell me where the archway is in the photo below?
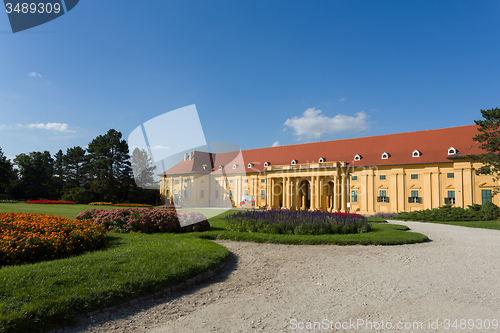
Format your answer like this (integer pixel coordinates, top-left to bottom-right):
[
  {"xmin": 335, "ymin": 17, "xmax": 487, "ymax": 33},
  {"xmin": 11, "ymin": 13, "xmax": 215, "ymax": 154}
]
[
  {"xmin": 273, "ymin": 181, "xmax": 284, "ymax": 208},
  {"xmin": 324, "ymin": 180, "xmax": 335, "ymax": 212},
  {"xmin": 298, "ymin": 180, "xmax": 311, "ymax": 209}
]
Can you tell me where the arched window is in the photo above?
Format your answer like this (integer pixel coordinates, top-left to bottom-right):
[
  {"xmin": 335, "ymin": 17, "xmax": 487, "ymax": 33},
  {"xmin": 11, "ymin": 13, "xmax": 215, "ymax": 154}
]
[
  {"xmin": 382, "ymin": 152, "xmax": 390, "ymax": 160},
  {"xmin": 448, "ymin": 147, "xmax": 457, "ymax": 155},
  {"xmin": 412, "ymin": 150, "xmax": 421, "ymax": 157},
  {"xmin": 354, "ymin": 154, "xmax": 362, "ymax": 161}
]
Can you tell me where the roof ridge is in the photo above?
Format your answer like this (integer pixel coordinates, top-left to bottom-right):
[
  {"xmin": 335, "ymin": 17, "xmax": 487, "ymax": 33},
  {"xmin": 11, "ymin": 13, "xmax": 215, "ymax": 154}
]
[{"xmin": 241, "ymin": 124, "xmax": 477, "ymax": 153}]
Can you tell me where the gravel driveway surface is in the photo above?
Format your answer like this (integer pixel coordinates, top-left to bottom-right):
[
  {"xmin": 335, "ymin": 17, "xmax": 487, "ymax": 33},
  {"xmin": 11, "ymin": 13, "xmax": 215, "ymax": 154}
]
[{"xmin": 54, "ymin": 221, "xmax": 500, "ymax": 333}]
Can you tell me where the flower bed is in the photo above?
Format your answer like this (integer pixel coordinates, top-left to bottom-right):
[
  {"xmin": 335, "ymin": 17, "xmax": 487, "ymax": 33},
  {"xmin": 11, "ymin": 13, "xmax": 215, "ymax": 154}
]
[
  {"xmin": 25, "ymin": 200, "xmax": 76, "ymax": 204},
  {"xmin": 76, "ymin": 208, "xmax": 210, "ymax": 233},
  {"xmin": 88, "ymin": 202, "xmax": 113, "ymax": 206},
  {"xmin": 112, "ymin": 203, "xmax": 153, "ymax": 208},
  {"xmin": 0, "ymin": 213, "xmax": 108, "ymax": 266},
  {"xmin": 226, "ymin": 210, "xmax": 370, "ymax": 235}
]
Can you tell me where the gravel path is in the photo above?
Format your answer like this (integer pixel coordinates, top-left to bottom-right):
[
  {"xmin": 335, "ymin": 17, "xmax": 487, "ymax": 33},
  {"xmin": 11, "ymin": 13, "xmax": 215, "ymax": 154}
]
[{"xmin": 53, "ymin": 221, "xmax": 500, "ymax": 333}]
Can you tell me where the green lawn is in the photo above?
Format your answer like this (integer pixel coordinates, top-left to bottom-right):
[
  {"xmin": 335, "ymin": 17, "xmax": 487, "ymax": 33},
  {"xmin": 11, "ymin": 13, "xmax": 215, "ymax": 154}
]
[{"xmin": 0, "ymin": 204, "xmax": 429, "ymax": 333}]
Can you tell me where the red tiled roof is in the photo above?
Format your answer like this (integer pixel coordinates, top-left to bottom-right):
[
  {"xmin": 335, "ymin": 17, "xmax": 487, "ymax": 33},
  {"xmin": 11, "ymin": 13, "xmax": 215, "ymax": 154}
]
[{"xmin": 163, "ymin": 125, "xmax": 482, "ymax": 175}]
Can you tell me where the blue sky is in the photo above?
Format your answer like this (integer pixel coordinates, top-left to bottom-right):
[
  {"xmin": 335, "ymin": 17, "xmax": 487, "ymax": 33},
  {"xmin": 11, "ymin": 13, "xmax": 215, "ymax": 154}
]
[{"xmin": 1, "ymin": 0, "xmax": 499, "ymax": 162}]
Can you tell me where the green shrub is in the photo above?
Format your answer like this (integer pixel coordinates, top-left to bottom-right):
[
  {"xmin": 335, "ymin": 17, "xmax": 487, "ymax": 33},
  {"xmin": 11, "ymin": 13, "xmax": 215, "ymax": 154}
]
[{"xmin": 397, "ymin": 202, "xmax": 499, "ymax": 221}]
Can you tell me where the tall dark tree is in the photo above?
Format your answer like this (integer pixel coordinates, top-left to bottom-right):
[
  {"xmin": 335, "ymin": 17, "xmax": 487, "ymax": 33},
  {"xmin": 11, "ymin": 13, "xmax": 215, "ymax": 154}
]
[
  {"xmin": 131, "ymin": 148, "xmax": 157, "ymax": 189},
  {"xmin": 85, "ymin": 129, "xmax": 133, "ymax": 201},
  {"xmin": 13, "ymin": 151, "xmax": 55, "ymax": 199},
  {"xmin": 469, "ymin": 107, "xmax": 500, "ymax": 194},
  {"xmin": 53, "ymin": 149, "xmax": 65, "ymax": 197},
  {"xmin": 63, "ymin": 146, "xmax": 87, "ymax": 190},
  {"xmin": 0, "ymin": 148, "xmax": 15, "ymax": 198}
]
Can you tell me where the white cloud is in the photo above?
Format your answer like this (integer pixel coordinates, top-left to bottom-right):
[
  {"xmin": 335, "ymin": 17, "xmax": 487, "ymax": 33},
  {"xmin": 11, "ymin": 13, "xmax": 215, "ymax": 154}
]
[
  {"xmin": 340, "ymin": 96, "xmax": 348, "ymax": 102},
  {"xmin": 272, "ymin": 141, "xmax": 280, "ymax": 147},
  {"xmin": 24, "ymin": 122, "xmax": 73, "ymax": 132},
  {"xmin": 28, "ymin": 72, "xmax": 42, "ymax": 78},
  {"xmin": 284, "ymin": 108, "xmax": 369, "ymax": 140},
  {"xmin": 150, "ymin": 145, "xmax": 170, "ymax": 150}
]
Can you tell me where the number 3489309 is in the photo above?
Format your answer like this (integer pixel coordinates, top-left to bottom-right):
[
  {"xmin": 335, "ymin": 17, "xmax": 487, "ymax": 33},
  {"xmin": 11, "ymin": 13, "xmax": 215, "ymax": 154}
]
[{"xmin": 5, "ymin": 2, "xmax": 62, "ymax": 14}]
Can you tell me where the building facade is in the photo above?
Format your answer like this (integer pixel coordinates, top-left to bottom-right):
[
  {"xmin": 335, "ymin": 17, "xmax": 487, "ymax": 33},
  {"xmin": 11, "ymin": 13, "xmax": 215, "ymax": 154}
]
[{"xmin": 160, "ymin": 125, "xmax": 498, "ymax": 214}]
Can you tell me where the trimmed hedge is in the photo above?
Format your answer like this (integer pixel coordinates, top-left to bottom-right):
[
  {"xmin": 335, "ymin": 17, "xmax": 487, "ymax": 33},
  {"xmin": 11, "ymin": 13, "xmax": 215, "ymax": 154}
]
[{"xmin": 397, "ymin": 201, "xmax": 500, "ymax": 221}]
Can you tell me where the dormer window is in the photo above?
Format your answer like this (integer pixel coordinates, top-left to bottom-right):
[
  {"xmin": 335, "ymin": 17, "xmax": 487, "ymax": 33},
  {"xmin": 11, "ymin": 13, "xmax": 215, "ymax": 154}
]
[
  {"xmin": 218, "ymin": 165, "xmax": 224, "ymax": 170},
  {"xmin": 448, "ymin": 147, "xmax": 457, "ymax": 155},
  {"xmin": 412, "ymin": 150, "xmax": 421, "ymax": 157},
  {"xmin": 264, "ymin": 161, "xmax": 270, "ymax": 167},
  {"xmin": 354, "ymin": 154, "xmax": 362, "ymax": 161},
  {"xmin": 318, "ymin": 157, "xmax": 326, "ymax": 163},
  {"xmin": 381, "ymin": 152, "xmax": 390, "ymax": 160},
  {"xmin": 202, "ymin": 164, "xmax": 207, "ymax": 170},
  {"xmin": 247, "ymin": 163, "xmax": 254, "ymax": 168},
  {"xmin": 232, "ymin": 164, "xmax": 238, "ymax": 169},
  {"xmin": 291, "ymin": 159, "xmax": 298, "ymax": 165}
]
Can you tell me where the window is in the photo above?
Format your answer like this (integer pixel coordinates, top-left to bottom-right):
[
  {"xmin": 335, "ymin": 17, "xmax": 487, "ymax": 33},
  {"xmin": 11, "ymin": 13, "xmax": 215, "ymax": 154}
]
[
  {"xmin": 351, "ymin": 176, "xmax": 357, "ymax": 181},
  {"xmin": 201, "ymin": 180, "xmax": 204, "ymax": 183},
  {"xmin": 379, "ymin": 175, "xmax": 386, "ymax": 180},
  {"xmin": 448, "ymin": 147, "xmax": 457, "ymax": 155},
  {"xmin": 381, "ymin": 152, "xmax": 389, "ymax": 159},
  {"xmin": 264, "ymin": 161, "xmax": 270, "ymax": 167},
  {"xmin": 174, "ymin": 194, "xmax": 179, "ymax": 202},
  {"xmin": 248, "ymin": 163, "xmax": 254, "ymax": 168},
  {"xmin": 229, "ymin": 190, "xmax": 233, "ymax": 199},
  {"xmin": 291, "ymin": 159, "xmax": 298, "ymax": 165},
  {"xmin": 200, "ymin": 190, "xmax": 204, "ymax": 198},
  {"xmin": 412, "ymin": 150, "xmax": 421, "ymax": 157},
  {"xmin": 411, "ymin": 174, "xmax": 418, "ymax": 180},
  {"xmin": 354, "ymin": 154, "xmax": 361, "ymax": 161},
  {"xmin": 447, "ymin": 173, "xmax": 454, "ymax": 178},
  {"xmin": 166, "ymin": 190, "xmax": 169, "ymax": 197},
  {"xmin": 166, "ymin": 180, "xmax": 169, "ymax": 183},
  {"xmin": 245, "ymin": 179, "xmax": 248, "ymax": 183},
  {"xmin": 318, "ymin": 157, "xmax": 325, "ymax": 163},
  {"xmin": 232, "ymin": 164, "xmax": 238, "ymax": 169},
  {"xmin": 377, "ymin": 190, "xmax": 389, "ymax": 203},
  {"xmin": 215, "ymin": 180, "xmax": 219, "ymax": 183},
  {"xmin": 215, "ymin": 190, "xmax": 219, "ymax": 199},
  {"xmin": 351, "ymin": 190, "xmax": 358, "ymax": 202},
  {"xmin": 445, "ymin": 191, "xmax": 455, "ymax": 204},
  {"xmin": 174, "ymin": 180, "xmax": 179, "ymax": 184},
  {"xmin": 482, "ymin": 190, "xmax": 492, "ymax": 204},
  {"xmin": 184, "ymin": 190, "xmax": 187, "ymax": 198},
  {"xmin": 244, "ymin": 190, "xmax": 248, "ymax": 196},
  {"xmin": 230, "ymin": 180, "xmax": 233, "ymax": 183},
  {"xmin": 261, "ymin": 179, "xmax": 265, "ymax": 183},
  {"xmin": 261, "ymin": 190, "xmax": 265, "ymax": 200},
  {"xmin": 218, "ymin": 165, "xmax": 224, "ymax": 170},
  {"xmin": 408, "ymin": 190, "xmax": 421, "ymax": 203}
]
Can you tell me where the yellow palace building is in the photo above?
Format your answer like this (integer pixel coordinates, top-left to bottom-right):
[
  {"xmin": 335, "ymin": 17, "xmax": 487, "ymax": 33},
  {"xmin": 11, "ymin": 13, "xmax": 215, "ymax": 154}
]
[{"xmin": 160, "ymin": 125, "xmax": 497, "ymax": 214}]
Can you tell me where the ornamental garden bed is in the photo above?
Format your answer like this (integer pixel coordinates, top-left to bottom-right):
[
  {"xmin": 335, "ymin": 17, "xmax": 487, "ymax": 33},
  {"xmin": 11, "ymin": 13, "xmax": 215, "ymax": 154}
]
[
  {"xmin": 0, "ymin": 213, "xmax": 107, "ymax": 266},
  {"xmin": 226, "ymin": 210, "xmax": 370, "ymax": 235},
  {"xmin": 24, "ymin": 200, "xmax": 76, "ymax": 204},
  {"xmin": 76, "ymin": 208, "xmax": 210, "ymax": 233}
]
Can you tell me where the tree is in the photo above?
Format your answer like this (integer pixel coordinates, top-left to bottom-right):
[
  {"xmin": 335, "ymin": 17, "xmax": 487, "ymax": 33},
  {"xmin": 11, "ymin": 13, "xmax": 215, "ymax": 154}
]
[
  {"xmin": 63, "ymin": 146, "xmax": 87, "ymax": 190},
  {"xmin": 131, "ymin": 148, "xmax": 158, "ymax": 189},
  {"xmin": 469, "ymin": 107, "xmax": 500, "ymax": 195},
  {"xmin": 53, "ymin": 149, "xmax": 65, "ymax": 197},
  {"xmin": 85, "ymin": 129, "xmax": 133, "ymax": 202},
  {"xmin": 13, "ymin": 151, "xmax": 55, "ymax": 199},
  {"xmin": 0, "ymin": 148, "xmax": 15, "ymax": 198}
]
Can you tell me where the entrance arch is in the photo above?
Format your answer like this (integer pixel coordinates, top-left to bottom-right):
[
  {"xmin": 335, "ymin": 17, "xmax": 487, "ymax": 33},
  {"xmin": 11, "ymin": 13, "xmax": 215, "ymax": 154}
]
[
  {"xmin": 324, "ymin": 180, "xmax": 335, "ymax": 212},
  {"xmin": 298, "ymin": 180, "xmax": 311, "ymax": 209},
  {"xmin": 273, "ymin": 180, "xmax": 284, "ymax": 208}
]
